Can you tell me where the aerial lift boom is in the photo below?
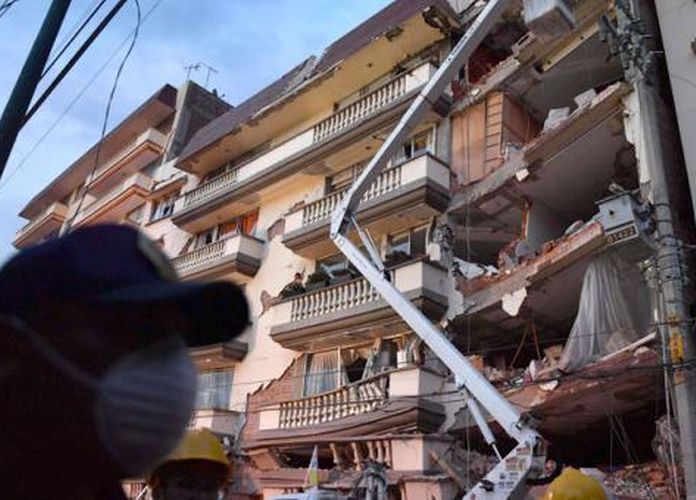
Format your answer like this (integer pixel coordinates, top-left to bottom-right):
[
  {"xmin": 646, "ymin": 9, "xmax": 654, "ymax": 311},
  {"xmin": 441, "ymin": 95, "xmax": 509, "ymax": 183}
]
[{"xmin": 329, "ymin": 0, "xmax": 574, "ymax": 497}]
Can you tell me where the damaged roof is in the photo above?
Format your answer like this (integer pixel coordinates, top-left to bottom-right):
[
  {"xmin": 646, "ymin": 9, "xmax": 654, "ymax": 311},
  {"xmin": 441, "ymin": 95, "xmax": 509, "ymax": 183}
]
[{"xmin": 177, "ymin": 0, "xmax": 459, "ymax": 165}]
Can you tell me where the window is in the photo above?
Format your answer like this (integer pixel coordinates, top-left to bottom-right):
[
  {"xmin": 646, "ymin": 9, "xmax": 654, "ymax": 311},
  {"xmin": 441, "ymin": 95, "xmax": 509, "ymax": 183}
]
[
  {"xmin": 317, "ymin": 253, "xmax": 350, "ymax": 277},
  {"xmin": 194, "ymin": 209, "xmax": 259, "ymax": 249},
  {"xmin": 195, "ymin": 370, "xmax": 233, "ymax": 410},
  {"xmin": 387, "ymin": 226, "xmax": 427, "ymax": 258},
  {"xmin": 323, "ymin": 128, "xmax": 436, "ymax": 195},
  {"xmin": 303, "ymin": 341, "xmax": 400, "ymax": 396},
  {"xmin": 195, "ymin": 227, "xmax": 218, "ymax": 249},
  {"xmin": 150, "ymin": 190, "xmax": 179, "ymax": 222},
  {"xmin": 303, "ymin": 351, "xmax": 341, "ymax": 397},
  {"xmin": 326, "ymin": 161, "xmax": 365, "ymax": 194},
  {"xmin": 395, "ymin": 127, "xmax": 435, "ymax": 163}
]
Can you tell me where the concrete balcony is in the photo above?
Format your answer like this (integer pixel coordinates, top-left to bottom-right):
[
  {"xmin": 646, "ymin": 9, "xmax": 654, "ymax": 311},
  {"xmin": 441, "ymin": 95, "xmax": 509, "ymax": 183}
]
[
  {"xmin": 172, "ymin": 63, "xmax": 437, "ymax": 234},
  {"xmin": 270, "ymin": 259, "xmax": 448, "ymax": 351},
  {"xmin": 245, "ymin": 367, "xmax": 446, "ymax": 468},
  {"xmin": 86, "ymin": 127, "xmax": 166, "ymax": 197},
  {"xmin": 283, "ymin": 153, "xmax": 450, "ymax": 258},
  {"xmin": 171, "ymin": 233, "xmax": 265, "ymax": 282},
  {"xmin": 189, "ymin": 339, "xmax": 248, "ymax": 371},
  {"xmin": 190, "ymin": 408, "xmax": 243, "ymax": 436},
  {"xmin": 72, "ymin": 173, "xmax": 151, "ymax": 227},
  {"xmin": 13, "ymin": 201, "xmax": 68, "ymax": 249}
]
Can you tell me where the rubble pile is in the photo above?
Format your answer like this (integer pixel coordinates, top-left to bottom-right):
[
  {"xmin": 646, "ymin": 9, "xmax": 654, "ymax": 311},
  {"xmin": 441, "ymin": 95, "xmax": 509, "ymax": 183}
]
[
  {"xmin": 602, "ymin": 462, "xmax": 678, "ymax": 499},
  {"xmin": 449, "ymin": 446, "xmax": 498, "ymax": 489}
]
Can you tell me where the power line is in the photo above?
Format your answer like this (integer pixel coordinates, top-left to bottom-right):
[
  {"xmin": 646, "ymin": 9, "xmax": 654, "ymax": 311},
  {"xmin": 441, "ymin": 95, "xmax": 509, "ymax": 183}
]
[
  {"xmin": 0, "ymin": 0, "xmax": 165, "ymax": 194},
  {"xmin": 40, "ymin": 0, "xmax": 108, "ymax": 79},
  {"xmin": 24, "ymin": 0, "xmax": 129, "ymax": 127},
  {"xmin": 0, "ymin": 0, "xmax": 19, "ymax": 19},
  {"xmin": 63, "ymin": 0, "xmax": 141, "ymax": 231}
]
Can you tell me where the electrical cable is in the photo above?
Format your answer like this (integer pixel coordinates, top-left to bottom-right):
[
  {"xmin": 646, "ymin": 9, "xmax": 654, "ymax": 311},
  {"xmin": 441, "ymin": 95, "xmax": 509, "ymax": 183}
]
[
  {"xmin": 51, "ymin": 0, "xmax": 101, "ymax": 58},
  {"xmin": 0, "ymin": 0, "xmax": 164, "ymax": 194},
  {"xmin": 0, "ymin": 0, "xmax": 19, "ymax": 19},
  {"xmin": 40, "ymin": 0, "xmax": 108, "ymax": 79},
  {"xmin": 24, "ymin": 0, "xmax": 129, "ymax": 127}
]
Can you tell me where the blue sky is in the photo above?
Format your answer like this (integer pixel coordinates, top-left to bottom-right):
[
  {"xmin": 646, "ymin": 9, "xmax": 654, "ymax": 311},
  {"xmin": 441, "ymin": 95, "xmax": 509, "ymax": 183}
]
[{"xmin": 0, "ymin": 0, "xmax": 391, "ymax": 262}]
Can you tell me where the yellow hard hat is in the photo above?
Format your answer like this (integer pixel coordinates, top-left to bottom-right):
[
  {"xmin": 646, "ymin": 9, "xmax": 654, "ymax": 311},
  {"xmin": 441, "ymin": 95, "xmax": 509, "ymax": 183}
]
[
  {"xmin": 165, "ymin": 428, "xmax": 230, "ymax": 467},
  {"xmin": 542, "ymin": 467, "xmax": 607, "ymax": 500}
]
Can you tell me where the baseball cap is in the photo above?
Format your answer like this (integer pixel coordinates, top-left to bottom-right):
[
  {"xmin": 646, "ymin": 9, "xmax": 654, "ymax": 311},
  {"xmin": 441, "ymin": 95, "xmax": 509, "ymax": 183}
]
[{"xmin": 0, "ymin": 224, "xmax": 249, "ymax": 347}]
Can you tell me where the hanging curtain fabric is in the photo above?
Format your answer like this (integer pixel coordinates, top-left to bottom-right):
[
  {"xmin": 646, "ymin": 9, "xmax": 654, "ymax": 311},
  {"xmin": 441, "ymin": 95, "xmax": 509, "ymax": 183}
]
[
  {"xmin": 303, "ymin": 351, "xmax": 345, "ymax": 396},
  {"xmin": 241, "ymin": 210, "xmax": 259, "ymax": 236},
  {"xmin": 558, "ymin": 251, "xmax": 652, "ymax": 372}
]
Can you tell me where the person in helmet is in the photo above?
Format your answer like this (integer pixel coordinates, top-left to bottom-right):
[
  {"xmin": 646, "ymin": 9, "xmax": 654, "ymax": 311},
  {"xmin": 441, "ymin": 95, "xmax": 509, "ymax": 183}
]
[
  {"xmin": 542, "ymin": 467, "xmax": 608, "ymax": 500},
  {"xmin": 149, "ymin": 428, "xmax": 232, "ymax": 500}
]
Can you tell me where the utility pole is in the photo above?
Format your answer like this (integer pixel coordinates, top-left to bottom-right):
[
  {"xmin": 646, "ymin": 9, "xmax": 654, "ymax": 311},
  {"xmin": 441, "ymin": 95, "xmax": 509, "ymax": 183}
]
[
  {"xmin": 0, "ymin": 0, "xmax": 72, "ymax": 181},
  {"xmin": 606, "ymin": 1, "xmax": 696, "ymax": 496}
]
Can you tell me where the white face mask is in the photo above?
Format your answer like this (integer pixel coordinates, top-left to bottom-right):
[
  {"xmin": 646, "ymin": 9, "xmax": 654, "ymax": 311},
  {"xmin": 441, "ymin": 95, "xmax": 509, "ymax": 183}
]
[{"xmin": 5, "ymin": 315, "xmax": 197, "ymax": 476}]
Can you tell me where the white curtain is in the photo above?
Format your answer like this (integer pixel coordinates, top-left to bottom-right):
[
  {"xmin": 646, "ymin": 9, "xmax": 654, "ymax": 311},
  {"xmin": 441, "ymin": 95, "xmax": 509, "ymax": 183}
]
[
  {"xmin": 558, "ymin": 251, "xmax": 651, "ymax": 372},
  {"xmin": 303, "ymin": 351, "xmax": 344, "ymax": 396},
  {"xmin": 195, "ymin": 371, "xmax": 233, "ymax": 409}
]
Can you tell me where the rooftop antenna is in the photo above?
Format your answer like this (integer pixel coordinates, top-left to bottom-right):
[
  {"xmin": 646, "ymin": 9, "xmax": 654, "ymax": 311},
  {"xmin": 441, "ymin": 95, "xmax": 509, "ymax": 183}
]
[{"xmin": 183, "ymin": 61, "xmax": 218, "ymax": 89}]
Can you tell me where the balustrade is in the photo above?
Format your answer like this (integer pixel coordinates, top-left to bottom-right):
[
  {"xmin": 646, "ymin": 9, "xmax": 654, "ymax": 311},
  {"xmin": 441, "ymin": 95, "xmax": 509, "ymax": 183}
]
[
  {"xmin": 301, "ymin": 165, "xmax": 403, "ymax": 227},
  {"xmin": 278, "ymin": 372, "xmax": 390, "ymax": 429},
  {"xmin": 313, "ymin": 74, "xmax": 408, "ymax": 142}
]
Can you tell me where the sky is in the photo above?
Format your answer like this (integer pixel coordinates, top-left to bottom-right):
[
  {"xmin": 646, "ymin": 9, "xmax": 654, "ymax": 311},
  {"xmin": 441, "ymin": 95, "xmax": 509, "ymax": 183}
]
[{"xmin": 0, "ymin": 0, "xmax": 392, "ymax": 263}]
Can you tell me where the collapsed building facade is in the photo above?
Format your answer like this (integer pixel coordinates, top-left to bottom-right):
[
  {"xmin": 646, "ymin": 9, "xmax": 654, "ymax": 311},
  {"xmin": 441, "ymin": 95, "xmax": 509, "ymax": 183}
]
[{"xmin": 11, "ymin": 0, "xmax": 696, "ymax": 498}]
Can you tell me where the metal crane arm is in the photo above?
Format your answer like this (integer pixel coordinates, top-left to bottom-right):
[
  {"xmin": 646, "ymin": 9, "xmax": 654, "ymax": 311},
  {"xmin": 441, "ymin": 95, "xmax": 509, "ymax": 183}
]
[{"xmin": 329, "ymin": 0, "xmax": 550, "ymax": 497}]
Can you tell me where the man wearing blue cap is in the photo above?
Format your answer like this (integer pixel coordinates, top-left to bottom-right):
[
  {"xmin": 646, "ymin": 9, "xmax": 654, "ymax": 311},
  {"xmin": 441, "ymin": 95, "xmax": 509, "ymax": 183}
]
[{"xmin": 0, "ymin": 224, "xmax": 249, "ymax": 499}]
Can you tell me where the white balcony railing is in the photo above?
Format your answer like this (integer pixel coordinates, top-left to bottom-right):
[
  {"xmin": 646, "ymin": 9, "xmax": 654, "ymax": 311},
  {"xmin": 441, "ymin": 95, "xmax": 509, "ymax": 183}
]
[
  {"xmin": 273, "ymin": 259, "xmax": 446, "ymax": 328},
  {"xmin": 279, "ymin": 371, "xmax": 390, "ymax": 429},
  {"xmin": 171, "ymin": 233, "xmax": 264, "ymax": 278},
  {"xmin": 174, "ymin": 62, "xmax": 437, "ymax": 218},
  {"xmin": 302, "ymin": 165, "xmax": 403, "ymax": 227},
  {"xmin": 14, "ymin": 201, "xmax": 68, "ymax": 246},
  {"xmin": 179, "ymin": 168, "xmax": 238, "ymax": 211},
  {"xmin": 73, "ymin": 173, "xmax": 151, "ymax": 225},
  {"xmin": 311, "ymin": 63, "xmax": 435, "ymax": 143},
  {"xmin": 286, "ymin": 153, "xmax": 450, "ymax": 235}
]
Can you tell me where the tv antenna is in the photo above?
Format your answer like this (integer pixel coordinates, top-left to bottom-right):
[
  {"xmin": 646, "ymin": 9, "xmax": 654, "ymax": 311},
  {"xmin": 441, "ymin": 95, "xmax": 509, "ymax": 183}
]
[{"xmin": 183, "ymin": 62, "xmax": 219, "ymax": 88}]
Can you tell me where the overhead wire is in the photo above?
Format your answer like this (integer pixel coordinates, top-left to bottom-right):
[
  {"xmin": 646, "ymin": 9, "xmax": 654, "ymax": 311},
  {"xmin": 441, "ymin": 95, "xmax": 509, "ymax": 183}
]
[
  {"xmin": 40, "ymin": 0, "xmax": 108, "ymax": 79},
  {"xmin": 64, "ymin": 0, "xmax": 141, "ymax": 228},
  {"xmin": 24, "ymin": 0, "xmax": 130, "ymax": 127},
  {"xmin": 0, "ymin": 0, "xmax": 19, "ymax": 19},
  {"xmin": 0, "ymin": 0, "xmax": 165, "ymax": 194}
]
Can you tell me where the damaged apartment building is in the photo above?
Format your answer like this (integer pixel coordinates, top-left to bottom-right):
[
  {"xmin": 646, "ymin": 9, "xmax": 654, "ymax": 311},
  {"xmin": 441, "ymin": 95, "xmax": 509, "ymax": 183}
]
[{"xmin": 12, "ymin": 0, "xmax": 696, "ymax": 498}]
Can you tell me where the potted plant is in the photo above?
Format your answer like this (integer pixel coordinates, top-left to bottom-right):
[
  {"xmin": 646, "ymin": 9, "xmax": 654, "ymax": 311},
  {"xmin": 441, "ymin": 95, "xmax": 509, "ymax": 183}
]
[
  {"xmin": 305, "ymin": 269, "xmax": 330, "ymax": 292},
  {"xmin": 279, "ymin": 274, "xmax": 305, "ymax": 299}
]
